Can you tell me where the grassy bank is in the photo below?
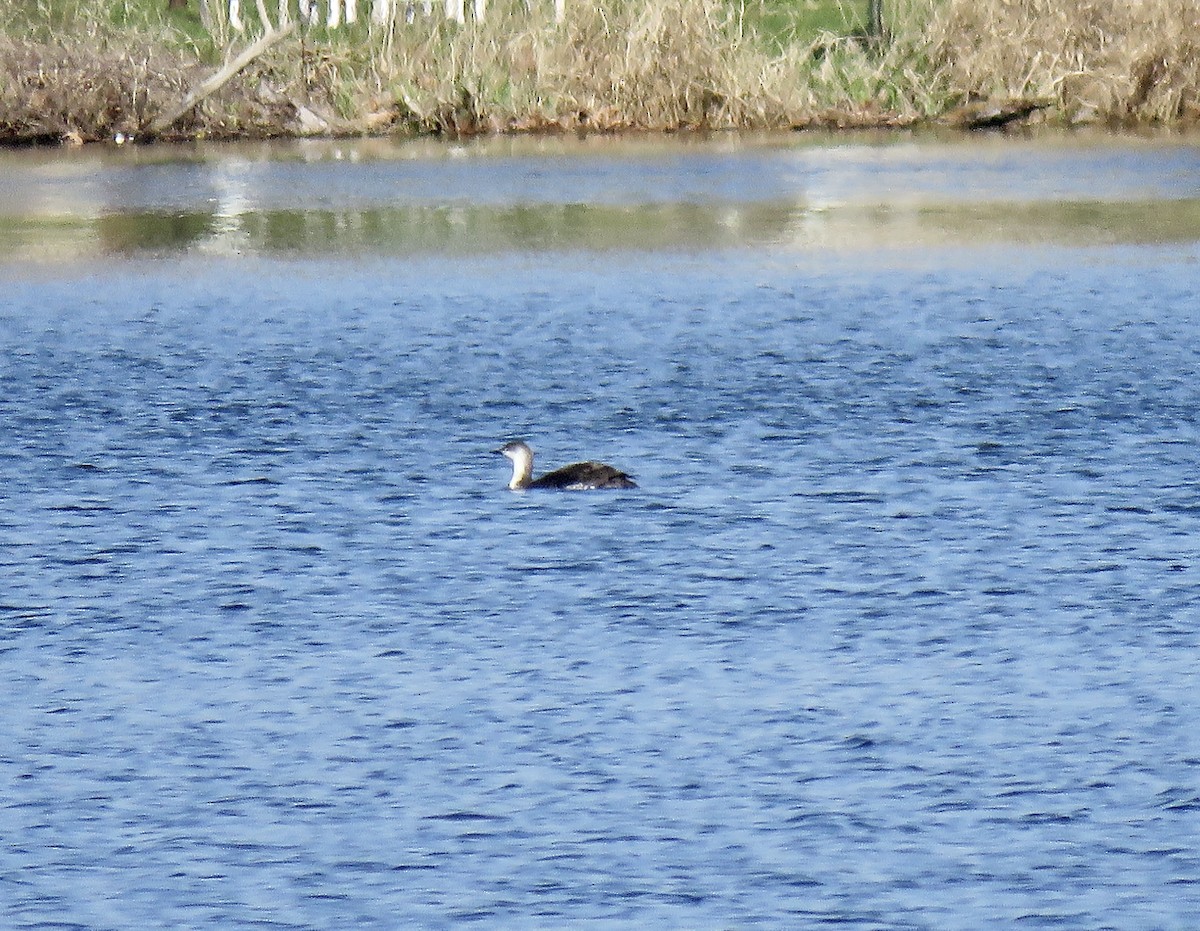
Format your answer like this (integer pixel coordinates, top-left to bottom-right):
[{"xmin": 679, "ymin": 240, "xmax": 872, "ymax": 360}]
[{"xmin": 1, "ymin": 0, "xmax": 1198, "ymax": 144}]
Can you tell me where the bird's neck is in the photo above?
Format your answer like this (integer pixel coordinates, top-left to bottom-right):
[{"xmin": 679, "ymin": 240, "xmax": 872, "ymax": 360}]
[{"xmin": 509, "ymin": 455, "xmax": 533, "ymax": 489}]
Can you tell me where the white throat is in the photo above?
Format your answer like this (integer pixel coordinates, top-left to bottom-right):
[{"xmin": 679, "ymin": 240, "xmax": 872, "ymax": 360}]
[{"xmin": 504, "ymin": 447, "xmax": 534, "ymax": 489}]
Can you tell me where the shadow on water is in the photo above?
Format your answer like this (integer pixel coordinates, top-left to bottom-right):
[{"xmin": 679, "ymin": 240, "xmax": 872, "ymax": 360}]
[{"xmin": 2, "ymin": 130, "xmax": 1199, "ymax": 259}]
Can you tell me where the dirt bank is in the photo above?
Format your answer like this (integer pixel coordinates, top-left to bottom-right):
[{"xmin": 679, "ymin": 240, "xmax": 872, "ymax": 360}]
[{"xmin": 2, "ymin": 0, "xmax": 1197, "ymax": 147}]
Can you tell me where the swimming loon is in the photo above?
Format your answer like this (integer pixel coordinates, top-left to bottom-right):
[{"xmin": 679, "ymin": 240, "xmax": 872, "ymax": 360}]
[{"xmin": 495, "ymin": 440, "xmax": 637, "ymax": 491}]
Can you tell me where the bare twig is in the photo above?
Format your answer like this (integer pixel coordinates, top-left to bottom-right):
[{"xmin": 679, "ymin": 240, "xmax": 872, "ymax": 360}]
[{"xmin": 149, "ymin": 20, "xmax": 296, "ymax": 135}]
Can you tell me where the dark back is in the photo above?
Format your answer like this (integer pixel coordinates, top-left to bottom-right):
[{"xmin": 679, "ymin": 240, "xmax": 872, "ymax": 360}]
[{"xmin": 528, "ymin": 461, "xmax": 637, "ymax": 490}]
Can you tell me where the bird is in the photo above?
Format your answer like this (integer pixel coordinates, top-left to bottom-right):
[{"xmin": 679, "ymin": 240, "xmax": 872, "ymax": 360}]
[{"xmin": 494, "ymin": 440, "xmax": 637, "ymax": 491}]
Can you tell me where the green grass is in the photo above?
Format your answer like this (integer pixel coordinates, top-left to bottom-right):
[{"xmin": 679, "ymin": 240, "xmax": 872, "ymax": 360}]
[
  {"xmin": 9, "ymin": 0, "xmax": 874, "ymax": 63},
  {"xmin": 741, "ymin": 0, "xmax": 866, "ymax": 51},
  {"xmin": 123, "ymin": 0, "xmax": 871, "ymax": 48}
]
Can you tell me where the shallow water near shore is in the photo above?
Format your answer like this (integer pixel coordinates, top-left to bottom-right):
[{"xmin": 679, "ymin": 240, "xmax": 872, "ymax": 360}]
[
  {"xmin": 3, "ymin": 132, "xmax": 1200, "ymax": 928},
  {"xmin": 3, "ymin": 130, "xmax": 1200, "ymax": 258}
]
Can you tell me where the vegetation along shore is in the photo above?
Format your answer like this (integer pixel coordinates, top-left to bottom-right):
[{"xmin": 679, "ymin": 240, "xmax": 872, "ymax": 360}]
[{"xmin": 1, "ymin": 0, "xmax": 1198, "ymax": 145}]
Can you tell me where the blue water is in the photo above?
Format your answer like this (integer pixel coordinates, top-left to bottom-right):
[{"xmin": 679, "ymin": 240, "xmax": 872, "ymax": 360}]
[{"xmin": 3, "ymin": 138, "xmax": 1200, "ymax": 929}]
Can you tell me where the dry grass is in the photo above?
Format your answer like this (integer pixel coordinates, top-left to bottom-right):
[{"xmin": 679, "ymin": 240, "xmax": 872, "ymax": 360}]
[
  {"xmin": 1, "ymin": 0, "xmax": 1199, "ymax": 143},
  {"xmin": 296, "ymin": 0, "xmax": 947, "ymax": 133},
  {"xmin": 924, "ymin": 0, "xmax": 1200, "ymax": 123},
  {"xmin": 0, "ymin": 0, "xmax": 295, "ymax": 142},
  {"xmin": 0, "ymin": 31, "xmax": 305, "ymax": 142},
  {"xmin": 0, "ymin": 34, "xmax": 166, "ymax": 142},
  {"xmin": 358, "ymin": 0, "xmax": 811, "ymax": 131},
  {"xmin": 0, "ymin": 0, "xmax": 180, "ymax": 143}
]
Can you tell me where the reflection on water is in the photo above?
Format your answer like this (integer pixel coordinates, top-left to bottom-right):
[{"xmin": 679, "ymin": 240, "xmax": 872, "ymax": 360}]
[
  {"xmin": 83, "ymin": 203, "xmax": 804, "ymax": 255},
  {"xmin": 2, "ymin": 131, "xmax": 1199, "ymax": 259}
]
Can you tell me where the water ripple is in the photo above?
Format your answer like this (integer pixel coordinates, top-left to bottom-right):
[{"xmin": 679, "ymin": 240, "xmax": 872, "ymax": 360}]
[{"xmin": 3, "ymin": 239, "xmax": 1200, "ymax": 929}]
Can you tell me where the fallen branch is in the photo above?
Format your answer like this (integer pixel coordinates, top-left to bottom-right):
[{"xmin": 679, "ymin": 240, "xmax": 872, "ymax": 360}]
[
  {"xmin": 937, "ymin": 97, "xmax": 1052, "ymax": 129},
  {"xmin": 149, "ymin": 21, "xmax": 296, "ymax": 136}
]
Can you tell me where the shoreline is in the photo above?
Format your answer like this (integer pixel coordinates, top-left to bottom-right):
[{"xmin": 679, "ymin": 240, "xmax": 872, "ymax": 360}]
[
  {"xmin": 12, "ymin": 101, "xmax": 1193, "ymax": 151},
  {"xmin": 3, "ymin": 0, "xmax": 1198, "ymax": 148}
]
